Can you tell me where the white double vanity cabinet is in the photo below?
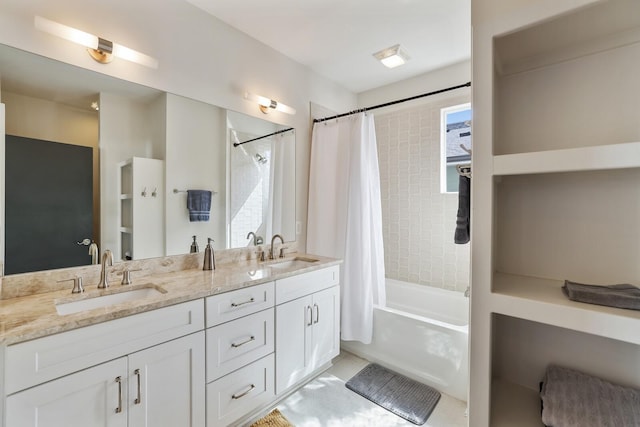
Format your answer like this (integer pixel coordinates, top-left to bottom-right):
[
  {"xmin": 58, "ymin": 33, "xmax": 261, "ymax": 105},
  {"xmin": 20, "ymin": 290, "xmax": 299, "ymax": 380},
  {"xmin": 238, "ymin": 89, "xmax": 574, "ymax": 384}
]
[{"xmin": 0, "ymin": 259, "xmax": 340, "ymax": 427}]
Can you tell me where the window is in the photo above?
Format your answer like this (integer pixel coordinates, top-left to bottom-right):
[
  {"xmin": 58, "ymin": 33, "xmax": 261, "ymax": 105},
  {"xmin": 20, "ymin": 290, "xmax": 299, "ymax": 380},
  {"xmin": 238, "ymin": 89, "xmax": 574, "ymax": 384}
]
[{"xmin": 440, "ymin": 103, "xmax": 471, "ymax": 193}]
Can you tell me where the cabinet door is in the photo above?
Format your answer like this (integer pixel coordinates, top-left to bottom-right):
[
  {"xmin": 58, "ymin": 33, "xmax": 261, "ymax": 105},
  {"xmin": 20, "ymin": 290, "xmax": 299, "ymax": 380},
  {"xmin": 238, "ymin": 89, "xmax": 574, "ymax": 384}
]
[
  {"xmin": 128, "ymin": 332, "xmax": 205, "ymax": 427},
  {"xmin": 311, "ymin": 286, "xmax": 340, "ymax": 368},
  {"xmin": 6, "ymin": 358, "xmax": 127, "ymax": 427},
  {"xmin": 275, "ymin": 295, "xmax": 313, "ymax": 394}
]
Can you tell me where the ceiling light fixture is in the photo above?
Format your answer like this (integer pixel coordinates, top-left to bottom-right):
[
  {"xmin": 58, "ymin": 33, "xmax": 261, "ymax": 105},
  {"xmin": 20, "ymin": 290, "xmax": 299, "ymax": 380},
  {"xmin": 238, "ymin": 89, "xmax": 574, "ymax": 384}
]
[
  {"xmin": 244, "ymin": 92, "xmax": 296, "ymax": 115},
  {"xmin": 34, "ymin": 16, "xmax": 158, "ymax": 69},
  {"xmin": 373, "ymin": 44, "xmax": 410, "ymax": 69}
]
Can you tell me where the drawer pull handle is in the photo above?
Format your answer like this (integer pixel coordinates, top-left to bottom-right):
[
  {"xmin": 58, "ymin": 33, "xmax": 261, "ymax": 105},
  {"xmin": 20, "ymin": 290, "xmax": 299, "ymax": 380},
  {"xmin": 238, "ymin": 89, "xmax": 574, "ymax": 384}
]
[
  {"xmin": 134, "ymin": 368, "xmax": 142, "ymax": 404},
  {"xmin": 307, "ymin": 305, "xmax": 313, "ymax": 326},
  {"xmin": 232, "ymin": 384, "xmax": 255, "ymax": 399},
  {"xmin": 231, "ymin": 297, "xmax": 255, "ymax": 307},
  {"xmin": 115, "ymin": 376, "xmax": 123, "ymax": 414},
  {"xmin": 313, "ymin": 303, "xmax": 319, "ymax": 324},
  {"xmin": 231, "ymin": 335, "xmax": 255, "ymax": 348}
]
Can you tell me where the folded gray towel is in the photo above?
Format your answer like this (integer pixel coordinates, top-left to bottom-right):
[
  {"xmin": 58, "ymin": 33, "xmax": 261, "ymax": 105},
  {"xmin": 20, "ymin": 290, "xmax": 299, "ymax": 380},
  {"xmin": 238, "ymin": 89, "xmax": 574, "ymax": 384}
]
[
  {"xmin": 541, "ymin": 365, "xmax": 640, "ymax": 427},
  {"xmin": 186, "ymin": 190, "xmax": 212, "ymax": 222},
  {"xmin": 454, "ymin": 175, "xmax": 470, "ymax": 244},
  {"xmin": 562, "ymin": 280, "xmax": 640, "ymax": 310}
]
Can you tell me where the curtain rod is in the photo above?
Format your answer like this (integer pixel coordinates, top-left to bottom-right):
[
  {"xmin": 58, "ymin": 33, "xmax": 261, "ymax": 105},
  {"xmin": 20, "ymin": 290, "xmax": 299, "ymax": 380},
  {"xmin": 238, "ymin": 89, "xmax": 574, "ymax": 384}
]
[
  {"xmin": 233, "ymin": 127, "xmax": 294, "ymax": 147},
  {"xmin": 313, "ymin": 81, "xmax": 471, "ymax": 123}
]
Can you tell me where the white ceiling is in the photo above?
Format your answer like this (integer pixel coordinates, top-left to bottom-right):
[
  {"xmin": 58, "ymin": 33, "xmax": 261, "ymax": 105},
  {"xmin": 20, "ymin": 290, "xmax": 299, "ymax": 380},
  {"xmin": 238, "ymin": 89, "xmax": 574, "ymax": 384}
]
[{"xmin": 185, "ymin": 0, "xmax": 471, "ymax": 94}]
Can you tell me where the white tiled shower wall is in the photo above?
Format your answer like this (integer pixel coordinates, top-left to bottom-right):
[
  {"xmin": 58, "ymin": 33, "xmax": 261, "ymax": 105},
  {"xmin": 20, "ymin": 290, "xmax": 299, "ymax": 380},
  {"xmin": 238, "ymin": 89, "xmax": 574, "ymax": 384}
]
[{"xmin": 375, "ymin": 95, "xmax": 470, "ymax": 293}]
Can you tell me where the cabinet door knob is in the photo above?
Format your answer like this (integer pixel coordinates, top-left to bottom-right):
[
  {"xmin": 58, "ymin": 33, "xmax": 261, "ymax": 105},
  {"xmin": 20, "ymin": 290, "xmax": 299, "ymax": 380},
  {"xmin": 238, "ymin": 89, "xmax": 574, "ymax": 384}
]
[
  {"xmin": 231, "ymin": 297, "xmax": 255, "ymax": 308},
  {"xmin": 231, "ymin": 335, "xmax": 256, "ymax": 348},
  {"xmin": 134, "ymin": 368, "xmax": 142, "ymax": 404},
  {"xmin": 115, "ymin": 376, "xmax": 123, "ymax": 414},
  {"xmin": 232, "ymin": 384, "xmax": 255, "ymax": 400}
]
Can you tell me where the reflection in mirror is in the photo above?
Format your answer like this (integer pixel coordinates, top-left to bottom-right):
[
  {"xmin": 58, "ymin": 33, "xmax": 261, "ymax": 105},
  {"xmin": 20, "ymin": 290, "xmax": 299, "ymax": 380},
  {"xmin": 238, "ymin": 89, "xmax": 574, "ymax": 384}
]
[
  {"xmin": 0, "ymin": 44, "xmax": 296, "ymax": 275},
  {"xmin": 227, "ymin": 111, "xmax": 295, "ymax": 249}
]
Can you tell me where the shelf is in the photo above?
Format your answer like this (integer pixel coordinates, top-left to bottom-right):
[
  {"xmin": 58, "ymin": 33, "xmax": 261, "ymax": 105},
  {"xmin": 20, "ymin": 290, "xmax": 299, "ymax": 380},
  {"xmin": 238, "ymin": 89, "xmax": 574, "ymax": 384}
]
[
  {"xmin": 491, "ymin": 379, "xmax": 543, "ymax": 427},
  {"xmin": 120, "ymin": 194, "xmax": 133, "ymax": 200},
  {"xmin": 493, "ymin": 141, "xmax": 640, "ymax": 176},
  {"xmin": 119, "ymin": 227, "xmax": 133, "ymax": 234},
  {"xmin": 491, "ymin": 273, "xmax": 640, "ymax": 345},
  {"xmin": 494, "ymin": 0, "xmax": 640, "ymax": 76}
]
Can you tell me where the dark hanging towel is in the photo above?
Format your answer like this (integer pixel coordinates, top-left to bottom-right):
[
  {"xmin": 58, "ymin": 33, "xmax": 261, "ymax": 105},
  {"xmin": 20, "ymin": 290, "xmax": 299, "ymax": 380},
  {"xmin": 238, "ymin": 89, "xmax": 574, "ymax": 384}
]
[
  {"xmin": 454, "ymin": 175, "xmax": 471, "ymax": 244},
  {"xmin": 187, "ymin": 190, "xmax": 212, "ymax": 222}
]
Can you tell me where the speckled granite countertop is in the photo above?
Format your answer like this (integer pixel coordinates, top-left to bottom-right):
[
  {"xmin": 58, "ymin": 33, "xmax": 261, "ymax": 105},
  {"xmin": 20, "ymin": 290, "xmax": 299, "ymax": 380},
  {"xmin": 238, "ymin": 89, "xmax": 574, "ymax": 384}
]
[{"xmin": 0, "ymin": 254, "xmax": 341, "ymax": 346}]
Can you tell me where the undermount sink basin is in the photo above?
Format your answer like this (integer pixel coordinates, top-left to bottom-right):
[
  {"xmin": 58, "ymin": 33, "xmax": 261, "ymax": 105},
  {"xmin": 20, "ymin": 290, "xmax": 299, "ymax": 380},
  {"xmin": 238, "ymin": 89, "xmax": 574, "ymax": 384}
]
[
  {"xmin": 56, "ymin": 286, "xmax": 166, "ymax": 315},
  {"xmin": 268, "ymin": 257, "xmax": 319, "ymax": 270}
]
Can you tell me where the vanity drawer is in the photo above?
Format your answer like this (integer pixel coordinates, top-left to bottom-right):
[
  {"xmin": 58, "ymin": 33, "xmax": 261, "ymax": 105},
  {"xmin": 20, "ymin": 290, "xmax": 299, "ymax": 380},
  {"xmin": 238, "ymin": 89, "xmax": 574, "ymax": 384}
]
[
  {"xmin": 275, "ymin": 265, "xmax": 339, "ymax": 304},
  {"xmin": 206, "ymin": 353, "xmax": 275, "ymax": 426},
  {"xmin": 206, "ymin": 281, "xmax": 274, "ymax": 327},
  {"xmin": 5, "ymin": 299, "xmax": 205, "ymax": 394},
  {"xmin": 206, "ymin": 308, "xmax": 274, "ymax": 382}
]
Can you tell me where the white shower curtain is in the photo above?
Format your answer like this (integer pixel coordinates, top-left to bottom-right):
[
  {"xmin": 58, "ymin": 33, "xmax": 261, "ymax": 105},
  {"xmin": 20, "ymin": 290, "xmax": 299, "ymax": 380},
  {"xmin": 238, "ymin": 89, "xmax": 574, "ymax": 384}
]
[
  {"xmin": 266, "ymin": 131, "xmax": 295, "ymax": 239},
  {"xmin": 307, "ymin": 113, "xmax": 385, "ymax": 344}
]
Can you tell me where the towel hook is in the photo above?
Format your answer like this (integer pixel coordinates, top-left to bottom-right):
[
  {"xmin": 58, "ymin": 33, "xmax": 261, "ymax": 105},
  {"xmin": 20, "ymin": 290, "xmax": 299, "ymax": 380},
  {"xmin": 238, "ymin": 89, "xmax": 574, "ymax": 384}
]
[{"xmin": 141, "ymin": 187, "xmax": 147, "ymax": 197}]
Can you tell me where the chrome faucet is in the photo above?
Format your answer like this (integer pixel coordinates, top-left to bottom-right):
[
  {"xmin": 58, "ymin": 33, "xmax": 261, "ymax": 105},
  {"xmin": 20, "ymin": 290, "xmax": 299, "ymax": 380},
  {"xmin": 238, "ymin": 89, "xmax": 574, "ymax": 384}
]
[
  {"xmin": 247, "ymin": 231, "xmax": 257, "ymax": 246},
  {"xmin": 247, "ymin": 231, "xmax": 263, "ymax": 246},
  {"xmin": 270, "ymin": 234, "xmax": 284, "ymax": 260},
  {"xmin": 97, "ymin": 249, "xmax": 113, "ymax": 289}
]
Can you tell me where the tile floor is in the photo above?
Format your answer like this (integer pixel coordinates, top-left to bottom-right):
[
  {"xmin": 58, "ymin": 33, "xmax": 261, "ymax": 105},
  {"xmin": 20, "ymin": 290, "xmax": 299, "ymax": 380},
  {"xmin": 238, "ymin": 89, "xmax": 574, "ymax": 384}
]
[{"xmin": 273, "ymin": 351, "xmax": 468, "ymax": 427}]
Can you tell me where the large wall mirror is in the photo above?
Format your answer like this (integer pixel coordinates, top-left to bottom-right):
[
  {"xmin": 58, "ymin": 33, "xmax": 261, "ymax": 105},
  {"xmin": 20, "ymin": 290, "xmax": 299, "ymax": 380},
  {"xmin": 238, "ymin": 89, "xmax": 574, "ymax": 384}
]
[{"xmin": 0, "ymin": 44, "xmax": 296, "ymax": 275}]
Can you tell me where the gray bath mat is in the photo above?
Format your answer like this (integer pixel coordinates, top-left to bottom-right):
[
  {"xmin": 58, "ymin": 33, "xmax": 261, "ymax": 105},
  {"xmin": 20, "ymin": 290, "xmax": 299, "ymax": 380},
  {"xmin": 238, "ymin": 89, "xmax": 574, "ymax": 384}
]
[{"xmin": 345, "ymin": 363, "xmax": 441, "ymax": 425}]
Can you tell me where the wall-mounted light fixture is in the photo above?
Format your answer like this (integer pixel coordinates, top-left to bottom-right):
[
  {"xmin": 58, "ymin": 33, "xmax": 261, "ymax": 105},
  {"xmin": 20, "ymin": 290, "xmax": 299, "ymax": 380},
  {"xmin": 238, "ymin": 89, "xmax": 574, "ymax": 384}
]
[
  {"xmin": 34, "ymin": 16, "xmax": 158, "ymax": 69},
  {"xmin": 244, "ymin": 92, "xmax": 296, "ymax": 115},
  {"xmin": 90, "ymin": 101, "xmax": 99, "ymax": 111},
  {"xmin": 373, "ymin": 44, "xmax": 410, "ymax": 69}
]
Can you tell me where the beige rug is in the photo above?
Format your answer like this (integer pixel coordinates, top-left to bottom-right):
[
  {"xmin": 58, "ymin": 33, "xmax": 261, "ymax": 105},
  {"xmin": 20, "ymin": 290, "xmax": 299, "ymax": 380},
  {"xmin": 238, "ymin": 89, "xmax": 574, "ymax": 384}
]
[{"xmin": 250, "ymin": 408, "xmax": 294, "ymax": 427}]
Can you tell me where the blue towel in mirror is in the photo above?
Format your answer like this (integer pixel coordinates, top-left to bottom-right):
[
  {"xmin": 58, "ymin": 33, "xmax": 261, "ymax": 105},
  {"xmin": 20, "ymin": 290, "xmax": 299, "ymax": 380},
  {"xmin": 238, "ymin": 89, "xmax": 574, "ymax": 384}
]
[{"xmin": 187, "ymin": 190, "xmax": 212, "ymax": 222}]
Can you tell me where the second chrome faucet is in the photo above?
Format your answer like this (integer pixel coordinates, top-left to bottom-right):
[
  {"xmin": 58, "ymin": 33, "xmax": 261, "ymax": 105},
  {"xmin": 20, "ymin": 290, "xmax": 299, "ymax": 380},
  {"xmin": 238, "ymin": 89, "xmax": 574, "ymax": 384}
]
[
  {"xmin": 97, "ymin": 249, "xmax": 114, "ymax": 288},
  {"xmin": 269, "ymin": 234, "xmax": 285, "ymax": 260}
]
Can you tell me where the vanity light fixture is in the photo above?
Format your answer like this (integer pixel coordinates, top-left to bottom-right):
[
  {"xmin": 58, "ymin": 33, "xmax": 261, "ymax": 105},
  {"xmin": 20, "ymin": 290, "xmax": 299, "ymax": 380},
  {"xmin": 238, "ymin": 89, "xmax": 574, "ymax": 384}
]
[
  {"xmin": 244, "ymin": 92, "xmax": 296, "ymax": 115},
  {"xmin": 91, "ymin": 101, "xmax": 99, "ymax": 111},
  {"xmin": 373, "ymin": 44, "xmax": 410, "ymax": 69},
  {"xmin": 34, "ymin": 16, "xmax": 158, "ymax": 69}
]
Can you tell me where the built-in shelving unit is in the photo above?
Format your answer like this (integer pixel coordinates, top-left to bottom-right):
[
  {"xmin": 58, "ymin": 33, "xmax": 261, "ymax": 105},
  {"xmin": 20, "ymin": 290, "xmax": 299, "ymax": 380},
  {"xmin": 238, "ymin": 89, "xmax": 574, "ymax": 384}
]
[
  {"xmin": 117, "ymin": 157, "xmax": 165, "ymax": 261},
  {"xmin": 492, "ymin": 273, "xmax": 640, "ymax": 345},
  {"xmin": 471, "ymin": 0, "xmax": 640, "ymax": 425},
  {"xmin": 493, "ymin": 141, "xmax": 640, "ymax": 176},
  {"xmin": 490, "ymin": 380, "xmax": 543, "ymax": 427}
]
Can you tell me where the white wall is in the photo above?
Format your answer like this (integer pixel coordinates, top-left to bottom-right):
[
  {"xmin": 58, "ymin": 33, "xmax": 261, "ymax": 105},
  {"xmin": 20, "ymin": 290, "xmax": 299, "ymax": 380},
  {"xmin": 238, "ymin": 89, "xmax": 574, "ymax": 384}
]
[
  {"xmin": 357, "ymin": 60, "xmax": 471, "ymax": 111},
  {"xmin": 357, "ymin": 62, "xmax": 471, "ymax": 293},
  {"xmin": 0, "ymin": 0, "xmax": 358, "ymax": 252},
  {"xmin": 165, "ymin": 93, "xmax": 226, "ymax": 255},
  {"xmin": 3, "ymin": 91, "xmax": 98, "ymax": 146},
  {"xmin": 375, "ymin": 95, "xmax": 471, "ymax": 293},
  {"xmin": 99, "ymin": 92, "xmax": 163, "ymax": 259}
]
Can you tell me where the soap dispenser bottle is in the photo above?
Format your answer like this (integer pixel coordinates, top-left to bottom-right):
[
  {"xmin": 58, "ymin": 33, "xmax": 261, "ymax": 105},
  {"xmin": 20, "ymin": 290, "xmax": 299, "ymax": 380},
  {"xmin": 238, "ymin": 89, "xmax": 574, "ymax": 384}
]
[
  {"xmin": 190, "ymin": 235, "xmax": 199, "ymax": 253},
  {"xmin": 203, "ymin": 238, "xmax": 215, "ymax": 271}
]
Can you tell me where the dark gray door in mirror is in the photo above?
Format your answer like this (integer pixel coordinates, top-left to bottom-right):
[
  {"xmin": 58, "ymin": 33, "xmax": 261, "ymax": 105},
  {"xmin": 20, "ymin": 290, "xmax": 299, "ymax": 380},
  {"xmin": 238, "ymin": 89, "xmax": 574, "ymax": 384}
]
[{"xmin": 5, "ymin": 136, "xmax": 94, "ymax": 274}]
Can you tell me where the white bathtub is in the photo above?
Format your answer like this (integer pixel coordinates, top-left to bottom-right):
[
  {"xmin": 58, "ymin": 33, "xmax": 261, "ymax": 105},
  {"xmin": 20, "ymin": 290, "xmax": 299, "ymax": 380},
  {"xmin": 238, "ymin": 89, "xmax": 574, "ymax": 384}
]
[{"xmin": 341, "ymin": 279, "xmax": 469, "ymax": 401}]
